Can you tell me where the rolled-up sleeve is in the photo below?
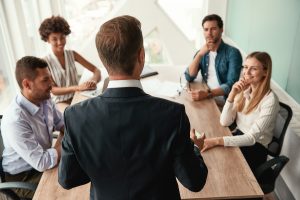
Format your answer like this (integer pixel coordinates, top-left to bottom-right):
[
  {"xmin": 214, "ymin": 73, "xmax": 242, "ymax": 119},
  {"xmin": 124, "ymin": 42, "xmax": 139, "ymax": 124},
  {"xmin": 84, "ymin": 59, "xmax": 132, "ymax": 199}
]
[
  {"xmin": 184, "ymin": 67, "xmax": 197, "ymax": 82},
  {"xmin": 185, "ymin": 50, "xmax": 201, "ymax": 82}
]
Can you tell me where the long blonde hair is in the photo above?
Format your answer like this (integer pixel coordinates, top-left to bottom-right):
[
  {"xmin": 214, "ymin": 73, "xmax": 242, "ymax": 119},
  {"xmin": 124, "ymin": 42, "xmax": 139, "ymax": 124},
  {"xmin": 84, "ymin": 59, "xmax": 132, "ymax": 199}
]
[{"xmin": 235, "ymin": 52, "xmax": 272, "ymax": 114}]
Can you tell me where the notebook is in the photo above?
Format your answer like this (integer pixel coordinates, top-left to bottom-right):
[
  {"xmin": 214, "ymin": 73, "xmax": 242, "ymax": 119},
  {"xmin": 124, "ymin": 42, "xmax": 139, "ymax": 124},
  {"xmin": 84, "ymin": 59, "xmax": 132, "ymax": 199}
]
[{"xmin": 80, "ymin": 77, "xmax": 109, "ymax": 98}]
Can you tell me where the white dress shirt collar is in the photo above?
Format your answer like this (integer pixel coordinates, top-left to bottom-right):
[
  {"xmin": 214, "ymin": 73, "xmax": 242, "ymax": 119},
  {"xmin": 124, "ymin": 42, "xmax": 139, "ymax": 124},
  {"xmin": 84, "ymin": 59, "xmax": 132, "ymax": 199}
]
[
  {"xmin": 107, "ymin": 79, "xmax": 143, "ymax": 89},
  {"xmin": 16, "ymin": 93, "xmax": 41, "ymax": 116}
]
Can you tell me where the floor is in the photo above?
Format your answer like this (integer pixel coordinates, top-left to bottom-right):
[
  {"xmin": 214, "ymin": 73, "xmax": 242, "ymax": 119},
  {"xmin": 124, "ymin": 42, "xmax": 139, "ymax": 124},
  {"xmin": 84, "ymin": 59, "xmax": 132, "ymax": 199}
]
[{"xmin": 263, "ymin": 192, "xmax": 277, "ymax": 200}]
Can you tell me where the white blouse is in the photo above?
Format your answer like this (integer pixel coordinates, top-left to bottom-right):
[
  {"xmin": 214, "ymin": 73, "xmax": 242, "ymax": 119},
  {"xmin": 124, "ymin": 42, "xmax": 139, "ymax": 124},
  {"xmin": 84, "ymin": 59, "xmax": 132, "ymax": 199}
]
[
  {"xmin": 44, "ymin": 50, "xmax": 79, "ymax": 103},
  {"xmin": 220, "ymin": 89, "xmax": 280, "ymax": 148}
]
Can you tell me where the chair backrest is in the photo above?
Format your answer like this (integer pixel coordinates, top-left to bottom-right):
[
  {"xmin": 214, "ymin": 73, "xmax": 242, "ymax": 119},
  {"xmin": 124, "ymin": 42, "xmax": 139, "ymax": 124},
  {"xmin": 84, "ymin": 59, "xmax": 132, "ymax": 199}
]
[
  {"xmin": 0, "ymin": 115, "xmax": 4, "ymax": 153},
  {"xmin": 255, "ymin": 155, "xmax": 289, "ymax": 194},
  {"xmin": 0, "ymin": 115, "xmax": 37, "ymax": 199},
  {"xmin": 0, "ymin": 115, "xmax": 4, "ymax": 156},
  {"xmin": 0, "ymin": 115, "xmax": 5, "ymax": 182},
  {"xmin": 267, "ymin": 102, "xmax": 293, "ymax": 157}
]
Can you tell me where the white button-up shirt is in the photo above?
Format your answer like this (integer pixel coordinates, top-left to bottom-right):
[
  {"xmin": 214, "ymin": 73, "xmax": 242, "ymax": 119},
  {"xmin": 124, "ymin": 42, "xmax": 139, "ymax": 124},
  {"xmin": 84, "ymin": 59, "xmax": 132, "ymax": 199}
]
[
  {"xmin": 107, "ymin": 79, "xmax": 143, "ymax": 89},
  {"xmin": 220, "ymin": 89, "xmax": 279, "ymax": 148},
  {"xmin": 1, "ymin": 94, "xmax": 64, "ymax": 174}
]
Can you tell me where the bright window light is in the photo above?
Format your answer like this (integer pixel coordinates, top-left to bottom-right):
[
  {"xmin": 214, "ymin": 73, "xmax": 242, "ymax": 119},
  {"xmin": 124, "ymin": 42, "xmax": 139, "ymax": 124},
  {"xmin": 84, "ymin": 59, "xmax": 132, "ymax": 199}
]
[
  {"xmin": 144, "ymin": 28, "xmax": 171, "ymax": 65},
  {"xmin": 64, "ymin": 0, "xmax": 122, "ymax": 49},
  {"xmin": 157, "ymin": 0, "xmax": 205, "ymax": 41}
]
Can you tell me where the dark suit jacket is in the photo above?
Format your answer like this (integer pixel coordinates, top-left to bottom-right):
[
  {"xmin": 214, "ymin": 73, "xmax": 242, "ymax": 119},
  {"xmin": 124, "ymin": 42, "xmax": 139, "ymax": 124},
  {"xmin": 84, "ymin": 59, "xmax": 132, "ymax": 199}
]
[{"xmin": 58, "ymin": 87, "xmax": 207, "ymax": 200}]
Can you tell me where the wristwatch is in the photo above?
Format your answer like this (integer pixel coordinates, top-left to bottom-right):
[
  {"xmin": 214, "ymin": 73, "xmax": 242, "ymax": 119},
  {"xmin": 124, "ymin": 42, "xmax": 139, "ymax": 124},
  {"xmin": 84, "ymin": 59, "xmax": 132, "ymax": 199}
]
[{"xmin": 207, "ymin": 89, "xmax": 213, "ymax": 99}]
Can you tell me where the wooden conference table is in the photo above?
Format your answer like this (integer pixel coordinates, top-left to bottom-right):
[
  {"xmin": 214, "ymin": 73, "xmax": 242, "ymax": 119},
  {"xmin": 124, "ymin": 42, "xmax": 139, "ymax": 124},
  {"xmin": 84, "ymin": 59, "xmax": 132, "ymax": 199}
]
[{"xmin": 33, "ymin": 66, "xmax": 263, "ymax": 200}]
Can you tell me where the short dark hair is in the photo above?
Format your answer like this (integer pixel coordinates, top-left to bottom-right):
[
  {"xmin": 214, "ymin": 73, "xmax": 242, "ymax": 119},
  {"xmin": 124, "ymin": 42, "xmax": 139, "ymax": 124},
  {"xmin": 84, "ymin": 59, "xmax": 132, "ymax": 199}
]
[
  {"xmin": 95, "ymin": 15, "xmax": 143, "ymax": 75},
  {"xmin": 15, "ymin": 56, "xmax": 48, "ymax": 89},
  {"xmin": 202, "ymin": 14, "xmax": 223, "ymax": 29},
  {"xmin": 39, "ymin": 15, "xmax": 71, "ymax": 42}
]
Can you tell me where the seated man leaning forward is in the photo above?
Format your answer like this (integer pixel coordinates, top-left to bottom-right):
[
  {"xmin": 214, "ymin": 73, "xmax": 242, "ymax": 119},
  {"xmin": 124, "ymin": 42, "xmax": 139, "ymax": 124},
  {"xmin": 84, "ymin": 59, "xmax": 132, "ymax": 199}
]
[
  {"xmin": 58, "ymin": 15, "xmax": 208, "ymax": 200},
  {"xmin": 1, "ymin": 56, "xmax": 64, "ymax": 199},
  {"xmin": 185, "ymin": 14, "xmax": 242, "ymax": 105}
]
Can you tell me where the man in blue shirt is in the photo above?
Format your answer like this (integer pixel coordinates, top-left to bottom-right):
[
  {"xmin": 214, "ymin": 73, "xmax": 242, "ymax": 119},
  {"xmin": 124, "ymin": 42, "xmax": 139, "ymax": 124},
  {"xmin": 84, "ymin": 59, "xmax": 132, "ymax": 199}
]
[
  {"xmin": 185, "ymin": 14, "xmax": 242, "ymax": 104},
  {"xmin": 1, "ymin": 56, "xmax": 64, "ymax": 199}
]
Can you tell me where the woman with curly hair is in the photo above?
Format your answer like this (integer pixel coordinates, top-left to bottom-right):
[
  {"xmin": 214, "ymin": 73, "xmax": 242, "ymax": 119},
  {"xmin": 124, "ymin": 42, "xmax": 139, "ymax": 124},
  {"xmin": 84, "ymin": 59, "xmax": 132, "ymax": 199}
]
[{"xmin": 39, "ymin": 15, "xmax": 101, "ymax": 112}]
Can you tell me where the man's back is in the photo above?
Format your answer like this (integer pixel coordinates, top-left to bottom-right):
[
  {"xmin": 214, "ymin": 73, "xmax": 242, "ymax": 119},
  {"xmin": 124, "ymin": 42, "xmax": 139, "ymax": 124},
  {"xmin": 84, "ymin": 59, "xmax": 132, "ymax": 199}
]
[{"xmin": 59, "ymin": 87, "xmax": 207, "ymax": 199}]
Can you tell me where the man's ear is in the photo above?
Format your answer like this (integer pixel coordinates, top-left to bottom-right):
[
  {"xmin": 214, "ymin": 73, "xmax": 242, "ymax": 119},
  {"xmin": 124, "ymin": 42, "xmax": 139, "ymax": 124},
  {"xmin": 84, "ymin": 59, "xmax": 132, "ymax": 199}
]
[
  {"xmin": 138, "ymin": 47, "xmax": 145, "ymax": 66},
  {"xmin": 22, "ymin": 79, "xmax": 31, "ymax": 90}
]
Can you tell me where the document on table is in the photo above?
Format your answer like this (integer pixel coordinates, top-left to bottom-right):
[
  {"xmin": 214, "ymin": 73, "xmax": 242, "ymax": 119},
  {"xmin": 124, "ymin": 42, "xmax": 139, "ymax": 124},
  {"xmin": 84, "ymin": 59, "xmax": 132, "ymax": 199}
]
[
  {"xmin": 80, "ymin": 88, "xmax": 101, "ymax": 98},
  {"xmin": 141, "ymin": 79, "xmax": 180, "ymax": 98},
  {"xmin": 155, "ymin": 81, "xmax": 180, "ymax": 97}
]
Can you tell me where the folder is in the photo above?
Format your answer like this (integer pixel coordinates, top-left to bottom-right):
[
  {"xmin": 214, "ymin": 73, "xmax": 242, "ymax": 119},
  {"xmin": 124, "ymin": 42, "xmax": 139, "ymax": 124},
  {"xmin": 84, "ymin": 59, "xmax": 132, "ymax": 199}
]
[{"xmin": 140, "ymin": 65, "xmax": 158, "ymax": 78}]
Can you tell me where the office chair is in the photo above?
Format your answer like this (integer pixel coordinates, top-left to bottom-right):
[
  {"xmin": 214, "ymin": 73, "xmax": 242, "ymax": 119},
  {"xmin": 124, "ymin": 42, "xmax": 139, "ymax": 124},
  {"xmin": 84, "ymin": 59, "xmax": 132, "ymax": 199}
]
[
  {"xmin": 0, "ymin": 115, "xmax": 37, "ymax": 200},
  {"xmin": 267, "ymin": 102, "xmax": 293, "ymax": 157},
  {"xmin": 254, "ymin": 102, "xmax": 293, "ymax": 194}
]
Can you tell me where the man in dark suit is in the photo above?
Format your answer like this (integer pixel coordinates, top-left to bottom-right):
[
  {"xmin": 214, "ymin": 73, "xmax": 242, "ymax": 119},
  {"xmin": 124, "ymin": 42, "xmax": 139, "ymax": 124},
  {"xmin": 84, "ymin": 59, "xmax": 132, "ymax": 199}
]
[{"xmin": 58, "ymin": 15, "xmax": 208, "ymax": 200}]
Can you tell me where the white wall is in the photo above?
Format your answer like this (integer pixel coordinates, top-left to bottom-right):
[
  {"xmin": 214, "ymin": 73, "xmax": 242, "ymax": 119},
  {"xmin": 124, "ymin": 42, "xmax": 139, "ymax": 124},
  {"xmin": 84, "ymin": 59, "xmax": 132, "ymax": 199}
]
[
  {"xmin": 78, "ymin": 0, "xmax": 198, "ymax": 69},
  {"xmin": 271, "ymin": 81, "xmax": 300, "ymax": 200}
]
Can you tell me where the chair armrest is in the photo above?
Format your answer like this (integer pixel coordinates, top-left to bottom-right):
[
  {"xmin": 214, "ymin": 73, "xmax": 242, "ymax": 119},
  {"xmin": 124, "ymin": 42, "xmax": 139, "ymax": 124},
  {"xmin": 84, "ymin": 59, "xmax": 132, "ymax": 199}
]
[
  {"xmin": 0, "ymin": 181, "xmax": 37, "ymax": 191},
  {"xmin": 255, "ymin": 155, "xmax": 289, "ymax": 180}
]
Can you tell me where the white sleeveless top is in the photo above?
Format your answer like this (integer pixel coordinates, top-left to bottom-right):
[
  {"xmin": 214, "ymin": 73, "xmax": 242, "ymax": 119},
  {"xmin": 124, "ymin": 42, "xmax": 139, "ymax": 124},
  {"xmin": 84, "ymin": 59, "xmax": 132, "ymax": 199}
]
[{"xmin": 44, "ymin": 50, "xmax": 79, "ymax": 103}]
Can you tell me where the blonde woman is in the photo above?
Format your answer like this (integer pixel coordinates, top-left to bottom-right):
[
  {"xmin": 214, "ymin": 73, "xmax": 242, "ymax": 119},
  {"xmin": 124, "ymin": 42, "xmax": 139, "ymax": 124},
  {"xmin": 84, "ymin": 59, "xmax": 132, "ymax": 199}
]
[{"xmin": 200, "ymin": 51, "xmax": 280, "ymax": 171}]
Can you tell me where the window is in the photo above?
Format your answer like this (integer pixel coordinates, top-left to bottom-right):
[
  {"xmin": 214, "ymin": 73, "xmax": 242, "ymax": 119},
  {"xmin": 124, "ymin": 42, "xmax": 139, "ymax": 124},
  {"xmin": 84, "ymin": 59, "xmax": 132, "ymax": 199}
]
[
  {"xmin": 157, "ymin": 0, "xmax": 205, "ymax": 41},
  {"xmin": 0, "ymin": 25, "xmax": 16, "ymax": 114},
  {"xmin": 144, "ymin": 28, "xmax": 170, "ymax": 65},
  {"xmin": 64, "ymin": 0, "xmax": 123, "ymax": 49}
]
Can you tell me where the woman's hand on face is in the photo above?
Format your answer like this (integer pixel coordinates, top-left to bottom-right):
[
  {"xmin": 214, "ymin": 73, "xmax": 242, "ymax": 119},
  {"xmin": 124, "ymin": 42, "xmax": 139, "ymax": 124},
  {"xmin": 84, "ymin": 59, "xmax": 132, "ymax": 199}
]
[
  {"xmin": 228, "ymin": 78, "xmax": 250, "ymax": 102},
  {"xmin": 231, "ymin": 78, "xmax": 249, "ymax": 95},
  {"xmin": 198, "ymin": 44, "xmax": 210, "ymax": 57}
]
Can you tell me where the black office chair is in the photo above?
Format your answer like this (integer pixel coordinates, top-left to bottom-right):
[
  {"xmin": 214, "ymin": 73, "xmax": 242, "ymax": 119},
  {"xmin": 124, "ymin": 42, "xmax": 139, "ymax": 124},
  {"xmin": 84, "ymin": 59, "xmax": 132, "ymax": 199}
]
[
  {"xmin": 254, "ymin": 102, "xmax": 292, "ymax": 194},
  {"xmin": 0, "ymin": 115, "xmax": 37, "ymax": 200},
  {"xmin": 267, "ymin": 102, "xmax": 293, "ymax": 157}
]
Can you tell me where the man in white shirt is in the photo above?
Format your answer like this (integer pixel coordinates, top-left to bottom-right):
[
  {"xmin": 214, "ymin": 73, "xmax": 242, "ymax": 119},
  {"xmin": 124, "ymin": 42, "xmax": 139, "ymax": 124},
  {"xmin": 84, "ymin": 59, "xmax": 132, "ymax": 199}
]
[{"xmin": 1, "ymin": 56, "xmax": 64, "ymax": 199}]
